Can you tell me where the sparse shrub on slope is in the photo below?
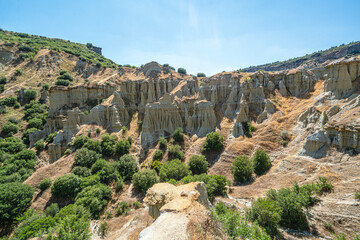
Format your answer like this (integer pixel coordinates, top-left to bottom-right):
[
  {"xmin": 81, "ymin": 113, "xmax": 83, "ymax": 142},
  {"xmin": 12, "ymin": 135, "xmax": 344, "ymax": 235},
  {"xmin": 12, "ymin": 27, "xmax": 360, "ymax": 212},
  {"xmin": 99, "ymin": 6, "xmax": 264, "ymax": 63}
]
[
  {"xmin": 173, "ymin": 127, "xmax": 184, "ymax": 142},
  {"xmin": 152, "ymin": 149, "xmax": 164, "ymax": 161},
  {"xmin": 159, "ymin": 137, "xmax": 167, "ymax": 149},
  {"xmin": 2, "ymin": 121, "xmax": 19, "ymax": 137},
  {"xmin": 159, "ymin": 159, "xmax": 191, "ymax": 182},
  {"xmin": 132, "ymin": 169, "xmax": 159, "ymax": 193},
  {"xmin": 252, "ymin": 148, "xmax": 271, "ymax": 175},
  {"xmin": 51, "ymin": 173, "xmax": 81, "ymax": 199},
  {"xmin": 168, "ymin": 144, "xmax": 185, "ymax": 160},
  {"xmin": 188, "ymin": 155, "xmax": 208, "ymax": 175},
  {"xmin": 242, "ymin": 122, "xmax": 256, "ymax": 137},
  {"xmin": 231, "ymin": 155, "xmax": 253, "ymax": 184},
  {"xmin": 202, "ymin": 132, "xmax": 223, "ymax": 152},
  {"xmin": 38, "ymin": 178, "xmax": 51, "ymax": 191}
]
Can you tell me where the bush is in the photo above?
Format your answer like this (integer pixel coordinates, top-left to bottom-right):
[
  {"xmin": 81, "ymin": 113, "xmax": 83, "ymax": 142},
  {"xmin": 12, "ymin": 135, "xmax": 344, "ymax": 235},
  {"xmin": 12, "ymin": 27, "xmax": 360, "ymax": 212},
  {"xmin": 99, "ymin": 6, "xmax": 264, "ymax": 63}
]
[
  {"xmin": 181, "ymin": 174, "xmax": 227, "ymax": 201},
  {"xmin": 91, "ymin": 159, "xmax": 119, "ymax": 184},
  {"xmin": 0, "ymin": 137, "xmax": 26, "ymax": 154},
  {"xmin": 15, "ymin": 68, "xmax": 23, "ymax": 76},
  {"xmin": 113, "ymin": 154, "xmax": 138, "ymax": 181},
  {"xmin": 75, "ymin": 183, "xmax": 112, "ymax": 218},
  {"xmin": 132, "ymin": 169, "xmax": 159, "ymax": 193},
  {"xmin": 101, "ymin": 133, "xmax": 116, "ymax": 156},
  {"xmin": 14, "ymin": 102, "xmax": 21, "ymax": 109},
  {"xmin": 96, "ymin": 128, "xmax": 101, "ymax": 135},
  {"xmin": 356, "ymin": 192, "xmax": 360, "ymax": 200},
  {"xmin": 173, "ymin": 127, "xmax": 184, "ymax": 142},
  {"xmin": 159, "ymin": 159, "xmax": 191, "ymax": 182},
  {"xmin": 45, "ymin": 203, "xmax": 59, "ymax": 217},
  {"xmin": 115, "ymin": 139, "xmax": 131, "ymax": 156},
  {"xmin": 34, "ymin": 139, "xmax": 45, "ymax": 152},
  {"xmin": 212, "ymin": 202, "xmax": 271, "ymax": 240},
  {"xmin": 22, "ymin": 128, "xmax": 39, "ymax": 145},
  {"xmin": 73, "ymin": 135, "xmax": 90, "ymax": 149},
  {"xmin": 0, "ymin": 84, "xmax": 4, "ymax": 93},
  {"xmin": 201, "ymin": 132, "xmax": 223, "ymax": 152},
  {"xmin": 1, "ymin": 96, "xmax": 18, "ymax": 106},
  {"xmin": 98, "ymin": 222, "xmax": 109, "ymax": 238},
  {"xmin": 51, "ymin": 174, "xmax": 81, "ymax": 199},
  {"xmin": 0, "ymin": 76, "xmax": 7, "ymax": 84},
  {"xmin": 188, "ymin": 155, "xmax": 208, "ymax": 175},
  {"xmin": 83, "ymin": 139, "xmax": 101, "ymax": 153},
  {"xmin": 152, "ymin": 149, "xmax": 164, "ymax": 161},
  {"xmin": 252, "ymin": 149, "xmax": 271, "ymax": 175},
  {"xmin": 159, "ymin": 137, "xmax": 167, "ymax": 149},
  {"xmin": 242, "ymin": 122, "xmax": 256, "ymax": 137},
  {"xmin": 72, "ymin": 166, "xmax": 91, "ymax": 178},
  {"xmin": 0, "ymin": 182, "xmax": 35, "ymax": 225},
  {"xmin": 45, "ymin": 132, "xmax": 57, "ymax": 143},
  {"xmin": 24, "ymin": 89, "xmax": 37, "ymax": 103},
  {"xmin": 42, "ymin": 84, "xmax": 49, "ymax": 91},
  {"xmin": 231, "ymin": 156, "xmax": 253, "ymax": 183},
  {"xmin": 2, "ymin": 121, "xmax": 19, "ymax": 136},
  {"xmin": 247, "ymin": 198, "xmax": 282, "ymax": 236},
  {"xmin": 55, "ymin": 79, "xmax": 70, "ymax": 86},
  {"xmin": 151, "ymin": 160, "xmax": 163, "ymax": 173},
  {"xmin": 168, "ymin": 144, "xmax": 185, "ymax": 160},
  {"xmin": 316, "ymin": 176, "xmax": 334, "ymax": 194},
  {"xmin": 115, "ymin": 201, "xmax": 130, "ymax": 216},
  {"xmin": 74, "ymin": 148, "xmax": 101, "ymax": 168},
  {"xmin": 177, "ymin": 68, "xmax": 187, "ymax": 74},
  {"xmin": 58, "ymin": 72, "xmax": 74, "ymax": 81},
  {"xmin": 28, "ymin": 118, "xmax": 43, "ymax": 130},
  {"xmin": 38, "ymin": 178, "xmax": 51, "ymax": 191},
  {"xmin": 197, "ymin": 73, "xmax": 206, "ymax": 77}
]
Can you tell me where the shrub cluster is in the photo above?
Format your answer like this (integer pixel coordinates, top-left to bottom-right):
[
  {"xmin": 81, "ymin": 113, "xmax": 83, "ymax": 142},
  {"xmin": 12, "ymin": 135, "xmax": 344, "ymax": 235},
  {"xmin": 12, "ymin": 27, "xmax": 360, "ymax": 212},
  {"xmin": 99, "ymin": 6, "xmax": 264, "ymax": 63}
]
[
  {"xmin": 177, "ymin": 68, "xmax": 187, "ymax": 74},
  {"xmin": 173, "ymin": 127, "xmax": 184, "ymax": 142},
  {"xmin": 132, "ymin": 169, "xmax": 159, "ymax": 193},
  {"xmin": 159, "ymin": 159, "xmax": 190, "ymax": 182},
  {"xmin": 188, "ymin": 155, "xmax": 208, "ymax": 175},
  {"xmin": 242, "ymin": 122, "xmax": 256, "ymax": 137},
  {"xmin": 201, "ymin": 132, "xmax": 223, "ymax": 152}
]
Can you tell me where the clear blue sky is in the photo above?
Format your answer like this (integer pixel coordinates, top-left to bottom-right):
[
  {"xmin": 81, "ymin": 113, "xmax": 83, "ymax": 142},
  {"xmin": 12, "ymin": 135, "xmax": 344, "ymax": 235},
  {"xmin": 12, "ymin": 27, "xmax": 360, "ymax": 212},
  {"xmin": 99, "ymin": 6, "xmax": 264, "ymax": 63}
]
[{"xmin": 1, "ymin": 0, "xmax": 359, "ymax": 76}]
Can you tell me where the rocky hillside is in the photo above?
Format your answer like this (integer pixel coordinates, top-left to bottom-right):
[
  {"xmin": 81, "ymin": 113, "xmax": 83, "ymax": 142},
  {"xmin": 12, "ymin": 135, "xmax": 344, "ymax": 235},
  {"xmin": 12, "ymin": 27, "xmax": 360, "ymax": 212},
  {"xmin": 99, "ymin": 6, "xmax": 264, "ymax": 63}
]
[
  {"xmin": 241, "ymin": 41, "xmax": 360, "ymax": 72},
  {"xmin": 0, "ymin": 30, "xmax": 360, "ymax": 240}
]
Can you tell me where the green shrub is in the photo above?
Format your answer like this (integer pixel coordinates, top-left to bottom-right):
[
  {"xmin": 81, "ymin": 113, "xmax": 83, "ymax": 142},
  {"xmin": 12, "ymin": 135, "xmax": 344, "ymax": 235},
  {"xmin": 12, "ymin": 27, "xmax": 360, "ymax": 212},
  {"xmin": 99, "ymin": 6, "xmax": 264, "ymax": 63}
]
[
  {"xmin": 153, "ymin": 149, "xmax": 164, "ymax": 161},
  {"xmin": 212, "ymin": 202, "xmax": 271, "ymax": 240},
  {"xmin": 188, "ymin": 155, "xmax": 208, "ymax": 175},
  {"xmin": 201, "ymin": 132, "xmax": 223, "ymax": 152},
  {"xmin": 159, "ymin": 159, "xmax": 191, "ymax": 182},
  {"xmin": 80, "ymin": 175, "xmax": 100, "ymax": 189},
  {"xmin": 0, "ymin": 96, "xmax": 17, "ymax": 106},
  {"xmin": 252, "ymin": 149, "xmax": 271, "ymax": 175},
  {"xmin": 13, "ymin": 215, "xmax": 56, "ymax": 240},
  {"xmin": 51, "ymin": 174, "xmax": 81, "ymax": 199},
  {"xmin": 74, "ymin": 148, "xmax": 101, "ymax": 168},
  {"xmin": 116, "ymin": 201, "xmax": 130, "ymax": 216},
  {"xmin": 38, "ymin": 178, "xmax": 51, "ymax": 191},
  {"xmin": 58, "ymin": 72, "xmax": 74, "ymax": 81},
  {"xmin": 137, "ymin": 120, "xmax": 143, "ymax": 127},
  {"xmin": 45, "ymin": 203, "xmax": 59, "ymax": 217},
  {"xmin": 115, "ymin": 139, "xmax": 131, "ymax": 156},
  {"xmin": 75, "ymin": 183, "xmax": 112, "ymax": 218},
  {"xmin": 24, "ymin": 89, "xmax": 37, "ymax": 103},
  {"xmin": 113, "ymin": 154, "xmax": 138, "ymax": 181},
  {"xmin": 100, "ymin": 133, "xmax": 116, "ymax": 156},
  {"xmin": 151, "ymin": 160, "xmax": 163, "ymax": 173},
  {"xmin": 15, "ymin": 68, "xmax": 23, "ymax": 76},
  {"xmin": 0, "ymin": 182, "xmax": 35, "ymax": 225},
  {"xmin": 83, "ymin": 139, "xmax": 101, "ymax": 153},
  {"xmin": 98, "ymin": 221, "xmax": 109, "ymax": 238},
  {"xmin": 42, "ymin": 84, "xmax": 49, "ymax": 91},
  {"xmin": 231, "ymin": 156, "xmax": 253, "ymax": 183},
  {"xmin": 0, "ymin": 137, "xmax": 26, "ymax": 154},
  {"xmin": 0, "ymin": 76, "xmax": 7, "ymax": 84},
  {"xmin": 45, "ymin": 132, "xmax": 57, "ymax": 143},
  {"xmin": 355, "ymin": 192, "xmax": 360, "ymax": 200},
  {"xmin": 173, "ymin": 127, "xmax": 184, "ymax": 142},
  {"xmin": 59, "ymin": 70, "xmax": 68, "ymax": 75},
  {"xmin": 23, "ymin": 101, "xmax": 47, "ymax": 122},
  {"xmin": 28, "ymin": 118, "xmax": 43, "ymax": 130},
  {"xmin": 96, "ymin": 128, "xmax": 101, "ymax": 135},
  {"xmin": 159, "ymin": 137, "xmax": 167, "ymax": 149},
  {"xmin": 316, "ymin": 177, "xmax": 334, "ymax": 194},
  {"xmin": 0, "ymin": 84, "xmax": 4, "ymax": 93},
  {"xmin": 168, "ymin": 144, "xmax": 185, "ymax": 160},
  {"xmin": 22, "ymin": 128, "xmax": 39, "ymax": 145},
  {"xmin": 242, "ymin": 122, "xmax": 256, "ymax": 137},
  {"xmin": 197, "ymin": 73, "xmax": 206, "ymax": 77},
  {"xmin": 247, "ymin": 198, "xmax": 282, "ymax": 236},
  {"xmin": 55, "ymin": 79, "xmax": 70, "ymax": 86},
  {"xmin": 132, "ymin": 169, "xmax": 159, "ymax": 193},
  {"xmin": 14, "ymin": 102, "xmax": 21, "ymax": 109},
  {"xmin": 72, "ymin": 166, "xmax": 91, "ymax": 178},
  {"xmin": 177, "ymin": 68, "xmax": 187, "ymax": 74},
  {"xmin": 2, "ymin": 121, "xmax": 19, "ymax": 136},
  {"xmin": 73, "ymin": 135, "xmax": 90, "ymax": 149},
  {"xmin": 91, "ymin": 159, "xmax": 119, "ymax": 184},
  {"xmin": 34, "ymin": 139, "xmax": 45, "ymax": 152},
  {"xmin": 181, "ymin": 174, "xmax": 227, "ymax": 201}
]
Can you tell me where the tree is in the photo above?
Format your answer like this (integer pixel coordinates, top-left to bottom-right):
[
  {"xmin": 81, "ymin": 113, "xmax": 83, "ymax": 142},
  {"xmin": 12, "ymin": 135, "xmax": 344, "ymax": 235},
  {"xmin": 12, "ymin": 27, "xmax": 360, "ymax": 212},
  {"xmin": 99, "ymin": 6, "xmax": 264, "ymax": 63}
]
[
  {"xmin": 177, "ymin": 68, "xmax": 187, "ymax": 74},
  {"xmin": 91, "ymin": 159, "xmax": 119, "ymax": 184},
  {"xmin": 34, "ymin": 139, "xmax": 45, "ymax": 152},
  {"xmin": 115, "ymin": 139, "xmax": 131, "ymax": 156},
  {"xmin": 55, "ymin": 79, "xmax": 70, "ymax": 86},
  {"xmin": 188, "ymin": 155, "xmax": 208, "ymax": 175},
  {"xmin": 197, "ymin": 73, "xmax": 206, "ymax": 77},
  {"xmin": 74, "ymin": 148, "xmax": 101, "ymax": 168},
  {"xmin": 231, "ymin": 156, "xmax": 253, "ymax": 183},
  {"xmin": 152, "ymin": 149, "xmax": 164, "ymax": 161},
  {"xmin": 202, "ymin": 132, "xmax": 223, "ymax": 152},
  {"xmin": 2, "ymin": 121, "xmax": 19, "ymax": 137},
  {"xmin": 173, "ymin": 127, "xmax": 184, "ymax": 142},
  {"xmin": 72, "ymin": 166, "xmax": 91, "ymax": 178},
  {"xmin": 252, "ymin": 149, "xmax": 271, "ymax": 175},
  {"xmin": 39, "ymin": 178, "xmax": 51, "ymax": 191},
  {"xmin": 159, "ymin": 159, "xmax": 191, "ymax": 182},
  {"xmin": 168, "ymin": 145, "xmax": 185, "ymax": 160},
  {"xmin": 45, "ymin": 203, "xmax": 59, "ymax": 217},
  {"xmin": 101, "ymin": 133, "xmax": 116, "ymax": 156},
  {"xmin": 73, "ymin": 135, "xmax": 90, "ymax": 149},
  {"xmin": 24, "ymin": 89, "xmax": 37, "ymax": 103},
  {"xmin": 159, "ymin": 137, "xmax": 167, "ymax": 149},
  {"xmin": 0, "ymin": 182, "xmax": 34, "ymax": 225},
  {"xmin": 51, "ymin": 174, "xmax": 81, "ymax": 199},
  {"xmin": 132, "ymin": 169, "xmax": 159, "ymax": 193},
  {"xmin": 28, "ymin": 118, "xmax": 43, "ymax": 130},
  {"xmin": 113, "ymin": 154, "xmax": 139, "ymax": 181}
]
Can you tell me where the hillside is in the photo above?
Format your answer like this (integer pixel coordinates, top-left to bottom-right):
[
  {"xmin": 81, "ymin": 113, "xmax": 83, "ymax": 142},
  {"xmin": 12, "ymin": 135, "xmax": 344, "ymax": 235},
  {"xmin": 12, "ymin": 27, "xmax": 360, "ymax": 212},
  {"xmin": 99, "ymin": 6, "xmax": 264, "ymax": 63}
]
[
  {"xmin": 0, "ymin": 30, "xmax": 360, "ymax": 240},
  {"xmin": 241, "ymin": 41, "xmax": 360, "ymax": 72}
]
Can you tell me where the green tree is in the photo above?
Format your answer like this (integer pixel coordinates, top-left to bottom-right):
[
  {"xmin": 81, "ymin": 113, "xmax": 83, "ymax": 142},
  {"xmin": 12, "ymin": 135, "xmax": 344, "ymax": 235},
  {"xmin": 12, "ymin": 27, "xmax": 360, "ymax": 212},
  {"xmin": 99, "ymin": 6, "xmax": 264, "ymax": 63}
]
[
  {"xmin": 72, "ymin": 166, "xmax": 91, "ymax": 178},
  {"xmin": 132, "ymin": 169, "xmax": 159, "ymax": 193},
  {"xmin": 101, "ymin": 133, "xmax": 116, "ymax": 156},
  {"xmin": 2, "ymin": 121, "xmax": 19, "ymax": 136},
  {"xmin": 51, "ymin": 174, "xmax": 81, "ymax": 199},
  {"xmin": 38, "ymin": 178, "xmax": 51, "ymax": 191},
  {"xmin": 34, "ymin": 139, "xmax": 45, "ymax": 152},
  {"xmin": 152, "ymin": 149, "xmax": 164, "ymax": 161},
  {"xmin": 231, "ymin": 156, "xmax": 253, "ymax": 183},
  {"xmin": 201, "ymin": 132, "xmax": 223, "ymax": 152},
  {"xmin": 74, "ymin": 148, "xmax": 101, "ymax": 168},
  {"xmin": 252, "ymin": 149, "xmax": 271, "ymax": 175},
  {"xmin": 159, "ymin": 137, "xmax": 167, "ymax": 149},
  {"xmin": 197, "ymin": 73, "xmax": 206, "ymax": 77},
  {"xmin": 173, "ymin": 127, "xmax": 184, "ymax": 142},
  {"xmin": 159, "ymin": 159, "xmax": 191, "ymax": 182},
  {"xmin": 28, "ymin": 118, "xmax": 43, "ymax": 130},
  {"xmin": 91, "ymin": 159, "xmax": 119, "ymax": 184},
  {"xmin": 115, "ymin": 139, "xmax": 131, "ymax": 156},
  {"xmin": 113, "ymin": 154, "xmax": 138, "ymax": 181},
  {"xmin": 177, "ymin": 68, "xmax": 187, "ymax": 74},
  {"xmin": 168, "ymin": 144, "xmax": 185, "ymax": 160},
  {"xmin": 188, "ymin": 155, "xmax": 208, "ymax": 175}
]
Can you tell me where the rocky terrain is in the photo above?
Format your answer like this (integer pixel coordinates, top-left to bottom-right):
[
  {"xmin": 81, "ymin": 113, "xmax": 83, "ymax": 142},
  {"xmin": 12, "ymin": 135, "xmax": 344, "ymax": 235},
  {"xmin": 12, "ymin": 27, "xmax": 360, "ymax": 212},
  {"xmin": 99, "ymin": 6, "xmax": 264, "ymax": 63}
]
[{"xmin": 0, "ymin": 29, "xmax": 360, "ymax": 240}]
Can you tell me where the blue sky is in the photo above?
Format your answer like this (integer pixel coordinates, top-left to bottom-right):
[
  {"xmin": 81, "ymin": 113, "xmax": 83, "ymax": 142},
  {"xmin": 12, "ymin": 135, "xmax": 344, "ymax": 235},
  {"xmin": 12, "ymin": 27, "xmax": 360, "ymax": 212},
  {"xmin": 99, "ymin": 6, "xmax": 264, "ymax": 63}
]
[{"xmin": 1, "ymin": 0, "xmax": 359, "ymax": 76}]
